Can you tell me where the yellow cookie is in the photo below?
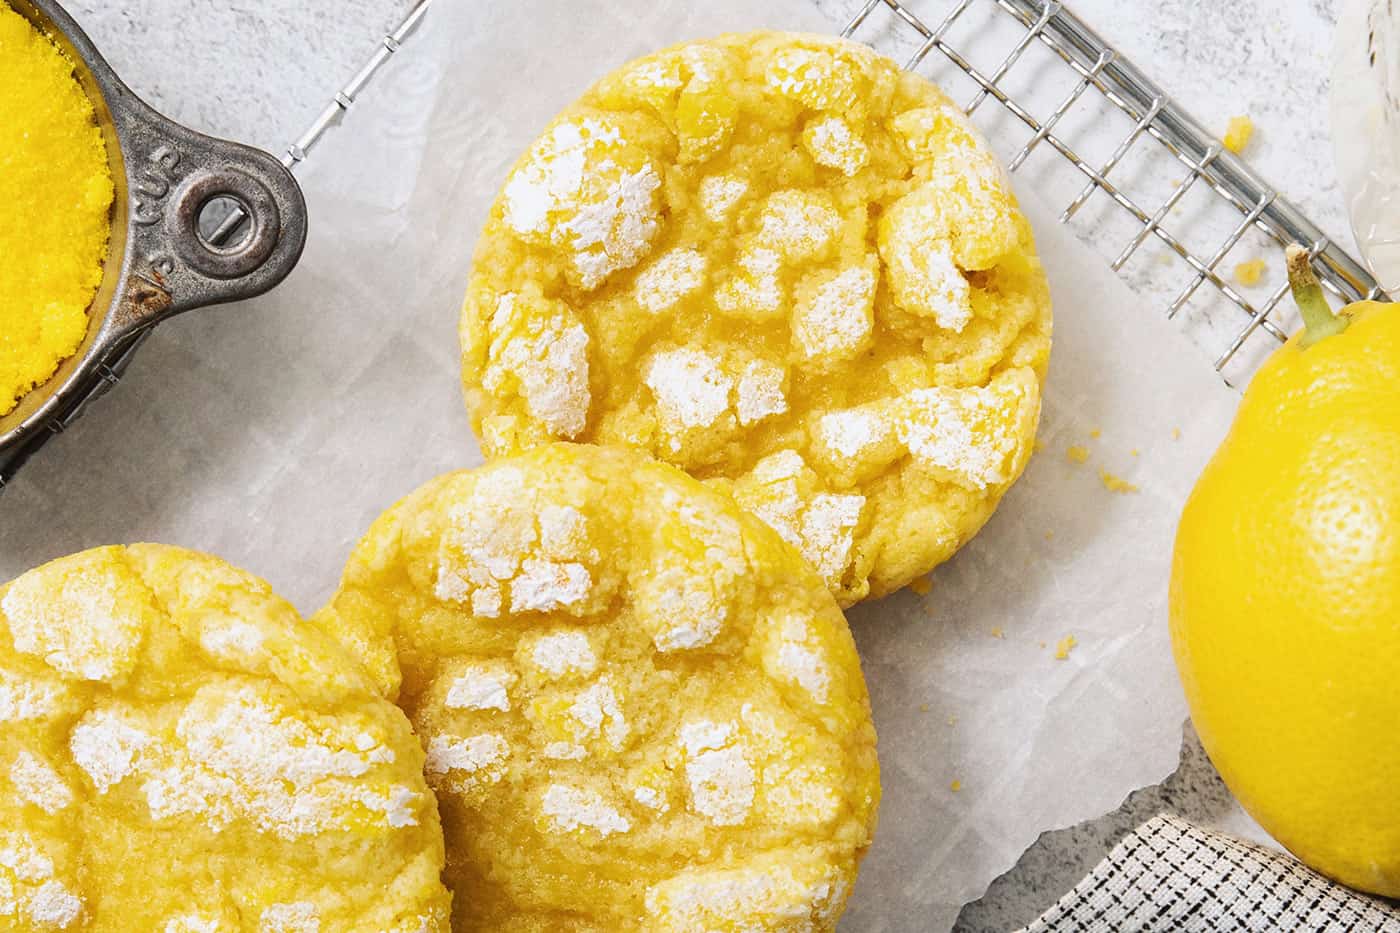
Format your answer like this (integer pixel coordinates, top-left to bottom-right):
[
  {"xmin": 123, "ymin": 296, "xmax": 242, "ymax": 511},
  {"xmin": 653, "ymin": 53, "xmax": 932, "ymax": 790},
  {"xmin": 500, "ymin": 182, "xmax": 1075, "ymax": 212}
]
[
  {"xmin": 314, "ymin": 443, "xmax": 879, "ymax": 931},
  {"xmin": 461, "ymin": 31, "xmax": 1051, "ymax": 606},
  {"xmin": 0, "ymin": 545, "xmax": 451, "ymax": 932}
]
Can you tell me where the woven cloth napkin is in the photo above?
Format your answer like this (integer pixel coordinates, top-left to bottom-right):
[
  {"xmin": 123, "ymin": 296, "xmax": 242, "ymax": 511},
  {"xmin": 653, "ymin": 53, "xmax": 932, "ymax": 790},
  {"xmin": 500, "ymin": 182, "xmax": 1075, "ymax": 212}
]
[{"xmin": 1018, "ymin": 814, "xmax": 1400, "ymax": 932}]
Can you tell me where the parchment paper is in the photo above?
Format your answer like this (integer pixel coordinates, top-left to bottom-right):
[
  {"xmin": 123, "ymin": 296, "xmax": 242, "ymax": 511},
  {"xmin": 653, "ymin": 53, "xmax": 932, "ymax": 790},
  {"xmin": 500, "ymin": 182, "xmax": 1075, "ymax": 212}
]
[{"xmin": 0, "ymin": 1, "xmax": 1242, "ymax": 928}]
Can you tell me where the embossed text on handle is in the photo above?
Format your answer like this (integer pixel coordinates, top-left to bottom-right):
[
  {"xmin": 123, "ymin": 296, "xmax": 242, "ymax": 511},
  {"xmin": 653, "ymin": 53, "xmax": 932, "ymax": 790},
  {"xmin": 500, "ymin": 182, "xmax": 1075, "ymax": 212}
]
[{"xmin": 131, "ymin": 146, "xmax": 181, "ymax": 227}]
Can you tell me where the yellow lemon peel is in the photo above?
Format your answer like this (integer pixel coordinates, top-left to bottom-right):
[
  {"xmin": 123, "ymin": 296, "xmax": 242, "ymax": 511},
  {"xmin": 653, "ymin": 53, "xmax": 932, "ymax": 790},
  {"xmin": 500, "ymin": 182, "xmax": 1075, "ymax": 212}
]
[{"xmin": 1172, "ymin": 246, "xmax": 1400, "ymax": 896}]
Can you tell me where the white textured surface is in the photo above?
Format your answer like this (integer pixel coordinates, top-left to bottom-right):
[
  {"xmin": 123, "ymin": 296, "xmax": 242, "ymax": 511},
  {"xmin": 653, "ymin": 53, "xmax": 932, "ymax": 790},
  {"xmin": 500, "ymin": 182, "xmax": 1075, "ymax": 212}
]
[
  {"xmin": 65, "ymin": 1, "xmax": 418, "ymax": 156},
  {"xmin": 19, "ymin": 1, "xmax": 1343, "ymax": 929}
]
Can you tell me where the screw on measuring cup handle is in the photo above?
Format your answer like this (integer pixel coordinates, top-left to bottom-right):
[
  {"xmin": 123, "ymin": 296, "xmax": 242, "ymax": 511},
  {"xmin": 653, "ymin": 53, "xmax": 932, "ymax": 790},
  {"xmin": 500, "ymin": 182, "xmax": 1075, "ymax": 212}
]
[
  {"xmin": 115, "ymin": 106, "xmax": 308, "ymax": 331},
  {"xmin": 169, "ymin": 164, "xmax": 282, "ymax": 279}
]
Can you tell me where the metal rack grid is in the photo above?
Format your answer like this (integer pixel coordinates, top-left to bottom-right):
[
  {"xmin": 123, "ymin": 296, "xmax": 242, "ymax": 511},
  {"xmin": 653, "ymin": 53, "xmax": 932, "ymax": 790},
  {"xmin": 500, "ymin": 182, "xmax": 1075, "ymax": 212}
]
[{"xmin": 842, "ymin": 0, "xmax": 1387, "ymax": 384}]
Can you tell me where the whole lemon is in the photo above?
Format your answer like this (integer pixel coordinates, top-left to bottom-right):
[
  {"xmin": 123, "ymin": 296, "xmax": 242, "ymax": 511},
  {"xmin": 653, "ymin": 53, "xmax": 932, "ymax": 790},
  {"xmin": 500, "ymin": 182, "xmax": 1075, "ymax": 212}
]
[{"xmin": 1171, "ymin": 246, "xmax": 1400, "ymax": 896}]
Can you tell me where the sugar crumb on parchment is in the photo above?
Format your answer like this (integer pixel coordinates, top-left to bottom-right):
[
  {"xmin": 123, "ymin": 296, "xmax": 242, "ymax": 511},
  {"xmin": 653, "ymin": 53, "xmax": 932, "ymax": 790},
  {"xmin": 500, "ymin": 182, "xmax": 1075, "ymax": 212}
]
[
  {"xmin": 1223, "ymin": 115, "xmax": 1254, "ymax": 154},
  {"xmin": 1233, "ymin": 258, "xmax": 1266, "ymax": 287},
  {"xmin": 1098, "ymin": 469, "xmax": 1139, "ymax": 494}
]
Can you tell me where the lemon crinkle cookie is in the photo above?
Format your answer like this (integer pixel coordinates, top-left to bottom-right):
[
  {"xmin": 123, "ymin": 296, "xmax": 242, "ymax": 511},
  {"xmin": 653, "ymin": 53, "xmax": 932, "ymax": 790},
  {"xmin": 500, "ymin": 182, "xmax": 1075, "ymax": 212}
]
[
  {"xmin": 0, "ymin": 544, "xmax": 451, "ymax": 932},
  {"xmin": 314, "ymin": 443, "xmax": 880, "ymax": 931},
  {"xmin": 461, "ymin": 31, "xmax": 1052, "ymax": 607}
]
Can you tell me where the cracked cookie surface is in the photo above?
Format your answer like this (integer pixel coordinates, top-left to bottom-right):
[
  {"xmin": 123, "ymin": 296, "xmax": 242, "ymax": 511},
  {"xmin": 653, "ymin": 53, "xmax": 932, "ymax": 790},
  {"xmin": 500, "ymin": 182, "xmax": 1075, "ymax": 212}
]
[
  {"xmin": 314, "ymin": 444, "xmax": 880, "ymax": 931},
  {"xmin": 0, "ymin": 545, "xmax": 451, "ymax": 932},
  {"xmin": 461, "ymin": 31, "xmax": 1052, "ymax": 606}
]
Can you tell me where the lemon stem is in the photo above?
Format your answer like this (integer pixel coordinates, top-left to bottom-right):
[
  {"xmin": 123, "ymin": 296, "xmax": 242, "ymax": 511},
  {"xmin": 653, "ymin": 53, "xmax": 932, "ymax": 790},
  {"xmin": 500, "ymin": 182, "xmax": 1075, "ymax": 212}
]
[{"xmin": 1287, "ymin": 244, "xmax": 1348, "ymax": 349}]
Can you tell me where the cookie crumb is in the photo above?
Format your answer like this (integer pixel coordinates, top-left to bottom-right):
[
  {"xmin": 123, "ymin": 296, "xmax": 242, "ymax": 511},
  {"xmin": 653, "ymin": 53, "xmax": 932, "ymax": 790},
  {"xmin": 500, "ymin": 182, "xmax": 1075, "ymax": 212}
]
[
  {"xmin": 1098, "ymin": 469, "xmax": 1139, "ymax": 494},
  {"xmin": 1172, "ymin": 427, "xmax": 1182, "ymax": 441},
  {"xmin": 1043, "ymin": 530, "xmax": 1054, "ymax": 541},
  {"xmin": 908, "ymin": 576, "xmax": 932, "ymax": 596},
  {"xmin": 1066, "ymin": 445, "xmax": 1090, "ymax": 465},
  {"xmin": 949, "ymin": 780, "xmax": 962, "ymax": 792},
  {"xmin": 918, "ymin": 703, "xmax": 930, "ymax": 713},
  {"xmin": 1088, "ymin": 427, "xmax": 1101, "ymax": 439},
  {"xmin": 1234, "ymin": 258, "xmax": 1266, "ymax": 286},
  {"xmin": 1054, "ymin": 634, "xmax": 1078, "ymax": 660},
  {"xmin": 990, "ymin": 627, "xmax": 1004, "ymax": 639},
  {"xmin": 1223, "ymin": 115, "xmax": 1254, "ymax": 154}
]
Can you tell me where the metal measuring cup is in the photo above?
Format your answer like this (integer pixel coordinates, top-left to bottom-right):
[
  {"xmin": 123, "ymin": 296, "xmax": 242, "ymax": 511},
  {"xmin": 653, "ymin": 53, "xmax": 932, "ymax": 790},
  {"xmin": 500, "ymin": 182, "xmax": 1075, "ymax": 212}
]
[{"xmin": 0, "ymin": 0, "xmax": 308, "ymax": 487}]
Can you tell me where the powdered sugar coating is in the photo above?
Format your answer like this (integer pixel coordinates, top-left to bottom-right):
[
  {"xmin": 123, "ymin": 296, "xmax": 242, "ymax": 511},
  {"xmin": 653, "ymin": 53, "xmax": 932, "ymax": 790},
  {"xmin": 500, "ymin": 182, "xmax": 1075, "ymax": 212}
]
[
  {"xmin": 542, "ymin": 784, "xmax": 631, "ymax": 836},
  {"xmin": 423, "ymin": 734, "xmax": 510, "ymax": 794},
  {"xmin": 432, "ymin": 466, "xmax": 604, "ymax": 620},
  {"xmin": 645, "ymin": 853, "xmax": 850, "ymax": 931},
  {"xmin": 816, "ymin": 408, "xmax": 886, "ymax": 463},
  {"xmin": 793, "ymin": 260, "xmax": 878, "ymax": 364},
  {"xmin": 483, "ymin": 292, "xmax": 591, "ymax": 441},
  {"xmin": 10, "ymin": 752, "xmax": 72, "ymax": 814},
  {"xmin": 635, "ymin": 248, "xmax": 708, "ymax": 313},
  {"xmin": 736, "ymin": 360, "xmax": 788, "ymax": 426},
  {"xmin": 680, "ymin": 720, "xmax": 756, "ymax": 825},
  {"xmin": 444, "ymin": 664, "xmax": 516, "ymax": 712},
  {"xmin": 27, "ymin": 879, "xmax": 82, "ymax": 928},
  {"xmin": 462, "ymin": 32, "xmax": 1051, "ymax": 607},
  {"xmin": 803, "ymin": 114, "xmax": 870, "ymax": 176},
  {"xmin": 259, "ymin": 902, "xmax": 320, "ymax": 933},
  {"xmin": 898, "ymin": 371, "xmax": 1038, "ymax": 490},
  {"xmin": 644, "ymin": 347, "xmax": 733, "ymax": 433},
  {"xmin": 314, "ymin": 444, "xmax": 879, "ymax": 931},
  {"xmin": 0, "ymin": 545, "xmax": 452, "ymax": 932},
  {"xmin": 163, "ymin": 914, "xmax": 230, "ymax": 933},
  {"xmin": 756, "ymin": 190, "xmax": 841, "ymax": 261},
  {"xmin": 1, "ymin": 565, "xmax": 146, "ymax": 683},
  {"xmin": 528, "ymin": 630, "xmax": 598, "ymax": 679},
  {"xmin": 0, "ymin": 668, "xmax": 69, "ymax": 723},
  {"xmin": 698, "ymin": 173, "xmax": 748, "ymax": 221},
  {"xmin": 732, "ymin": 450, "xmax": 866, "ymax": 592},
  {"xmin": 502, "ymin": 116, "xmax": 663, "ymax": 289}
]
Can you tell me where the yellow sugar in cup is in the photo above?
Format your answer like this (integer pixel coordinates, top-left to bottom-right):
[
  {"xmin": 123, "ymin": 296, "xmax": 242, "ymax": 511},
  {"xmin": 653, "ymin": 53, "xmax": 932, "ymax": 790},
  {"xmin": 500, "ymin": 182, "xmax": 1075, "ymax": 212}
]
[{"xmin": 0, "ymin": 3, "xmax": 115, "ymax": 416}]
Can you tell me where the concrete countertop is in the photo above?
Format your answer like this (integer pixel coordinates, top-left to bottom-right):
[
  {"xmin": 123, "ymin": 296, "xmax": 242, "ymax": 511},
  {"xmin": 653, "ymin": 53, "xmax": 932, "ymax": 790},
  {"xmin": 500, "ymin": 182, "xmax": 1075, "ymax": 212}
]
[{"xmin": 59, "ymin": 0, "xmax": 1348, "ymax": 929}]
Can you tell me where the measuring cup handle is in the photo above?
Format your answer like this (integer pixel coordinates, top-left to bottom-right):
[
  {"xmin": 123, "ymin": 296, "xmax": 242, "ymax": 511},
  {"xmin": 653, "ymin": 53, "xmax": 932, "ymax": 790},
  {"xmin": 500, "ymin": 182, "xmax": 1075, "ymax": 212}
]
[{"xmin": 111, "ymin": 99, "xmax": 309, "ymax": 331}]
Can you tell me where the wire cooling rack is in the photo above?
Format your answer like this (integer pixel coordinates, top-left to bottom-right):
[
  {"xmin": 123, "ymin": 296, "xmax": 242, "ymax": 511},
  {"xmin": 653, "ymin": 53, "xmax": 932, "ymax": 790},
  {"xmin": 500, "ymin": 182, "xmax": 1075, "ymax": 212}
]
[
  {"xmin": 204, "ymin": 0, "xmax": 433, "ymax": 243},
  {"xmin": 841, "ymin": 0, "xmax": 1387, "ymax": 384}
]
